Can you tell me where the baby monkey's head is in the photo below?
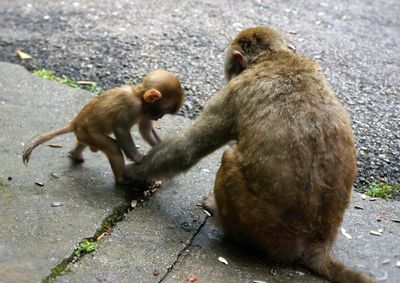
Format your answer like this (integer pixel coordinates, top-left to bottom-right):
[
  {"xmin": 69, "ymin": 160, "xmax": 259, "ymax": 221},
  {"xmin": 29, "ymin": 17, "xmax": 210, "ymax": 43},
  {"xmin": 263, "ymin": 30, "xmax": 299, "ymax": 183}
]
[{"xmin": 141, "ymin": 69, "xmax": 184, "ymax": 120}]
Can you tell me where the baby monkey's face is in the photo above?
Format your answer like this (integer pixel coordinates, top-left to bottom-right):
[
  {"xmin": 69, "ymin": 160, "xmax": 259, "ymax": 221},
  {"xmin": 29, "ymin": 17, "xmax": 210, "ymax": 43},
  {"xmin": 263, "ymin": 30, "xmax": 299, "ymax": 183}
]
[{"xmin": 142, "ymin": 98, "xmax": 175, "ymax": 121}]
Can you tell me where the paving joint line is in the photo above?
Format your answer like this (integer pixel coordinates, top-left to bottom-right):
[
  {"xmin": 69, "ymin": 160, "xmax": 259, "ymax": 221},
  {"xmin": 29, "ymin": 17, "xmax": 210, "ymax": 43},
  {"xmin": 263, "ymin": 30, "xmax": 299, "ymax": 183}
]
[{"xmin": 158, "ymin": 216, "xmax": 209, "ymax": 283}]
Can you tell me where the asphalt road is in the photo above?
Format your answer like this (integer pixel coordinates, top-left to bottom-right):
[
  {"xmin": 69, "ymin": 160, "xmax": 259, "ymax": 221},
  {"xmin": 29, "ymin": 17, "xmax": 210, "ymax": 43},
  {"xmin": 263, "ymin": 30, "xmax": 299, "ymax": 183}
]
[{"xmin": 0, "ymin": 0, "xmax": 399, "ymax": 191}]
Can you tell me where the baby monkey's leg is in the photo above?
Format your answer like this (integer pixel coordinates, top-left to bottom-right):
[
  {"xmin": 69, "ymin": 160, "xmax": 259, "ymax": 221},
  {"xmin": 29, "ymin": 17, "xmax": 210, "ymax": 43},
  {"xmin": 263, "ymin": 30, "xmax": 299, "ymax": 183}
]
[
  {"xmin": 88, "ymin": 133, "xmax": 125, "ymax": 184},
  {"xmin": 68, "ymin": 141, "xmax": 87, "ymax": 163}
]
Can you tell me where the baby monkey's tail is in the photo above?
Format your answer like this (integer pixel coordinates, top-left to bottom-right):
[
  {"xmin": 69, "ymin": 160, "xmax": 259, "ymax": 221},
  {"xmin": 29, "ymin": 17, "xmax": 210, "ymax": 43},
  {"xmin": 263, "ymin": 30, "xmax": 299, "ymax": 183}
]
[{"xmin": 22, "ymin": 123, "xmax": 73, "ymax": 165}]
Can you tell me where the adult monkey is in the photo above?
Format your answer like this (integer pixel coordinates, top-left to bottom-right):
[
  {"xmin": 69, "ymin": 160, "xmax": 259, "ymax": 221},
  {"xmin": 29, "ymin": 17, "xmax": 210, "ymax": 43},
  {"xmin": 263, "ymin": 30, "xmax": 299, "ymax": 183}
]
[{"xmin": 127, "ymin": 27, "xmax": 376, "ymax": 283}]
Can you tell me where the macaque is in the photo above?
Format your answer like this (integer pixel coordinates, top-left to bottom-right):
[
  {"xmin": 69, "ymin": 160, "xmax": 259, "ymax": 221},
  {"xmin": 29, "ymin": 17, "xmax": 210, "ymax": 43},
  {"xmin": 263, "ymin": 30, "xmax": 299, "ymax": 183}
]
[
  {"xmin": 22, "ymin": 69, "xmax": 184, "ymax": 184},
  {"xmin": 126, "ymin": 27, "xmax": 376, "ymax": 282}
]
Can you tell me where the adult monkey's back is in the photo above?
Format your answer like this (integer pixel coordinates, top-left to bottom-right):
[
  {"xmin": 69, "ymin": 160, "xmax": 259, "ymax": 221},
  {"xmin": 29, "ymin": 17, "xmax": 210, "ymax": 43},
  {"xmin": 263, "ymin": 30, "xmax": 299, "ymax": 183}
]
[{"xmin": 127, "ymin": 27, "xmax": 376, "ymax": 283}]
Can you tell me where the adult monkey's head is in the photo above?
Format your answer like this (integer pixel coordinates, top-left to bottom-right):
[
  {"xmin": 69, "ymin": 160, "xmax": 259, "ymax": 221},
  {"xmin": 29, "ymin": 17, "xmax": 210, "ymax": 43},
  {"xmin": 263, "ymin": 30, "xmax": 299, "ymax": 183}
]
[{"xmin": 224, "ymin": 26, "xmax": 291, "ymax": 81}]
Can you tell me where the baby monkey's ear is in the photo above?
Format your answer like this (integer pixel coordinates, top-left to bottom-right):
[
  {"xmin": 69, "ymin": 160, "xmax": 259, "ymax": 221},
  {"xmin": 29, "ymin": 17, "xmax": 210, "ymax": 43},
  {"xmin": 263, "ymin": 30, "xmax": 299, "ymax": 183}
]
[{"xmin": 143, "ymin": 88, "xmax": 162, "ymax": 102}]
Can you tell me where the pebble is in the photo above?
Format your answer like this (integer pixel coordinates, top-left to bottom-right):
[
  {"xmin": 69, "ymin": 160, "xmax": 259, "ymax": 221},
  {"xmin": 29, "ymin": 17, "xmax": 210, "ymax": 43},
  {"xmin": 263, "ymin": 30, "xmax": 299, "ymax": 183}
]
[
  {"xmin": 51, "ymin": 172, "xmax": 61, "ymax": 178},
  {"xmin": 370, "ymin": 230, "xmax": 383, "ymax": 236},
  {"xmin": 218, "ymin": 256, "xmax": 228, "ymax": 265},
  {"xmin": 51, "ymin": 201, "xmax": 64, "ymax": 207}
]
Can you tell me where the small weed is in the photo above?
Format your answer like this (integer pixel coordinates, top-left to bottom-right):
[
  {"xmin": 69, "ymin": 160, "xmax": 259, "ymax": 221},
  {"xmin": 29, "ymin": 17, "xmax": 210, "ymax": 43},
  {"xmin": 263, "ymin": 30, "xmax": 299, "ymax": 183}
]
[
  {"xmin": 33, "ymin": 69, "xmax": 102, "ymax": 93},
  {"xmin": 42, "ymin": 203, "xmax": 135, "ymax": 282},
  {"xmin": 43, "ymin": 258, "xmax": 70, "ymax": 283},
  {"xmin": 366, "ymin": 182, "xmax": 400, "ymax": 199},
  {"xmin": 76, "ymin": 81, "xmax": 102, "ymax": 93},
  {"xmin": 33, "ymin": 69, "xmax": 79, "ymax": 88},
  {"xmin": 57, "ymin": 75, "xmax": 80, "ymax": 88},
  {"xmin": 32, "ymin": 69, "xmax": 55, "ymax": 80},
  {"xmin": 74, "ymin": 239, "xmax": 97, "ymax": 257},
  {"xmin": 87, "ymin": 83, "xmax": 102, "ymax": 93}
]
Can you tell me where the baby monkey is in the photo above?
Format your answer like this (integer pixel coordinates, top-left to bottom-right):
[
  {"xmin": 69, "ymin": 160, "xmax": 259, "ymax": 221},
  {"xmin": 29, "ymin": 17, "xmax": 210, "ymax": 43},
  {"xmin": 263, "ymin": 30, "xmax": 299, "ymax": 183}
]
[{"xmin": 22, "ymin": 69, "xmax": 184, "ymax": 184}]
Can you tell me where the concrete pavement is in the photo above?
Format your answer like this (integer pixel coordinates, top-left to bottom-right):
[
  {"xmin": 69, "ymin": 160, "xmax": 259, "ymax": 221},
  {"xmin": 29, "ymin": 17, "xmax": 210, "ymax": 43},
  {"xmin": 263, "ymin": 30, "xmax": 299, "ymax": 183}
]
[{"xmin": 0, "ymin": 62, "xmax": 399, "ymax": 282}]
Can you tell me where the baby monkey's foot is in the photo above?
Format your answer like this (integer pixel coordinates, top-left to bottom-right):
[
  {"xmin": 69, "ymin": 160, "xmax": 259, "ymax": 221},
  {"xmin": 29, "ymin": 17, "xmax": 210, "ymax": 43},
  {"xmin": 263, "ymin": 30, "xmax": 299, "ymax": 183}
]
[{"xmin": 68, "ymin": 150, "xmax": 85, "ymax": 163}]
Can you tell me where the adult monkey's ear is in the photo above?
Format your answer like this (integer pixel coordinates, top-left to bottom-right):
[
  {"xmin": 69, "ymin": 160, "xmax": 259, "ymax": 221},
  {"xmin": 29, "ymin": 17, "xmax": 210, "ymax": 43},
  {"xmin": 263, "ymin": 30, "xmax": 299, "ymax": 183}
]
[
  {"xmin": 232, "ymin": 50, "xmax": 246, "ymax": 68},
  {"xmin": 143, "ymin": 89, "xmax": 162, "ymax": 102}
]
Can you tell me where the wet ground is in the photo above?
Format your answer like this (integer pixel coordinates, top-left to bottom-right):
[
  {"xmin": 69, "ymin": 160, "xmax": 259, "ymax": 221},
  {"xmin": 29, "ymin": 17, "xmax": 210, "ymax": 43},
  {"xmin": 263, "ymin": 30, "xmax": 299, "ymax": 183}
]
[{"xmin": 0, "ymin": 61, "xmax": 399, "ymax": 283}]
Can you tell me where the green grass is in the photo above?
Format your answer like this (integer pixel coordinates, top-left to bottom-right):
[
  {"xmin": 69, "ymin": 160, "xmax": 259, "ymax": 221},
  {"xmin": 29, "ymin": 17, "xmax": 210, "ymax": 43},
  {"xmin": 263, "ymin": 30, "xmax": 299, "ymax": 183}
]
[
  {"xmin": 74, "ymin": 239, "xmax": 97, "ymax": 257},
  {"xmin": 33, "ymin": 69, "xmax": 80, "ymax": 88},
  {"xmin": 366, "ymin": 182, "xmax": 400, "ymax": 199},
  {"xmin": 33, "ymin": 69, "xmax": 102, "ymax": 93},
  {"xmin": 86, "ymin": 83, "xmax": 102, "ymax": 93}
]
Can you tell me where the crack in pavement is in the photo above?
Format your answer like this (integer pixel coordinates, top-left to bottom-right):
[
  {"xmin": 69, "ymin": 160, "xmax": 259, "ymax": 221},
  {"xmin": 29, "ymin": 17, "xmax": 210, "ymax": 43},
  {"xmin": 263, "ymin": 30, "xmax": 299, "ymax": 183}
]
[
  {"xmin": 41, "ymin": 202, "xmax": 133, "ymax": 283},
  {"xmin": 158, "ymin": 216, "xmax": 210, "ymax": 283}
]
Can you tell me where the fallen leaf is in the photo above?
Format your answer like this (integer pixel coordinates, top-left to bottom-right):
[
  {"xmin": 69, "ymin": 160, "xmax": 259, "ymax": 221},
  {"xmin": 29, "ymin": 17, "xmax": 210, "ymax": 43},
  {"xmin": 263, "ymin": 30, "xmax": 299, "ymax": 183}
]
[
  {"xmin": 77, "ymin": 80, "xmax": 96, "ymax": 85},
  {"xmin": 96, "ymin": 231, "xmax": 109, "ymax": 241},
  {"xmin": 340, "ymin": 228, "xmax": 352, "ymax": 239},
  {"xmin": 154, "ymin": 180, "xmax": 163, "ymax": 188},
  {"xmin": 218, "ymin": 256, "xmax": 228, "ymax": 265},
  {"xmin": 219, "ymin": 31, "xmax": 228, "ymax": 37},
  {"xmin": 48, "ymin": 143, "xmax": 63, "ymax": 148},
  {"xmin": 188, "ymin": 274, "xmax": 198, "ymax": 282},
  {"xmin": 16, "ymin": 49, "xmax": 32, "ymax": 60}
]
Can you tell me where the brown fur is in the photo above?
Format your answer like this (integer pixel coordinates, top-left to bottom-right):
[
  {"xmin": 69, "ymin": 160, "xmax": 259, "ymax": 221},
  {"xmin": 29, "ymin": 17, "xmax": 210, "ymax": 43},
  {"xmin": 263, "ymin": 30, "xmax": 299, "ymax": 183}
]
[
  {"xmin": 22, "ymin": 69, "xmax": 183, "ymax": 184},
  {"xmin": 127, "ymin": 27, "xmax": 376, "ymax": 282}
]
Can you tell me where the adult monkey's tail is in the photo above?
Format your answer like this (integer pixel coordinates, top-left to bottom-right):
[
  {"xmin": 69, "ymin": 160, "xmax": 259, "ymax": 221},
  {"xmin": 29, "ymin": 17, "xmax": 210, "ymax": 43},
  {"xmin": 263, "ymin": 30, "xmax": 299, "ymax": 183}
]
[{"xmin": 303, "ymin": 245, "xmax": 377, "ymax": 283}]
